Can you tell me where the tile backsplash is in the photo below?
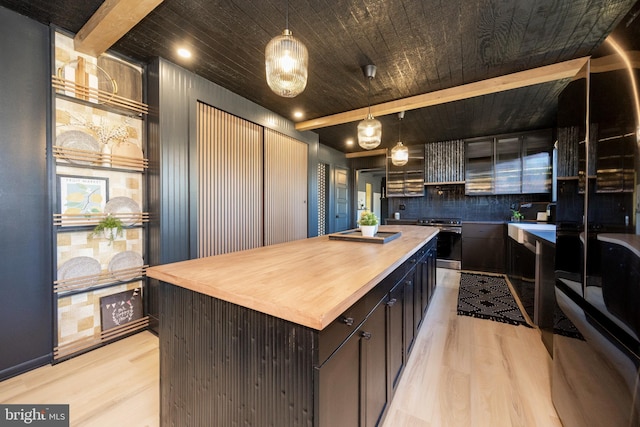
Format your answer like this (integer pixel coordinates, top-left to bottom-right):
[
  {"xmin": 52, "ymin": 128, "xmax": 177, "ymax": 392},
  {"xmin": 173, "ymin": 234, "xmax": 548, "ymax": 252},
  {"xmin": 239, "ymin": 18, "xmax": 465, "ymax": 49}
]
[{"xmin": 387, "ymin": 184, "xmax": 551, "ymax": 221}]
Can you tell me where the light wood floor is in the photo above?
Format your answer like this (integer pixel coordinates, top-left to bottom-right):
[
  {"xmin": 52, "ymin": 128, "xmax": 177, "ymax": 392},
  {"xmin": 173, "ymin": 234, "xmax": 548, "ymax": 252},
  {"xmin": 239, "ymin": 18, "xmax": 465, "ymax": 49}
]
[
  {"xmin": 0, "ymin": 269, "xmax": 560, "ymax": 426},
  {"xmin": 380, "ymin": 269, "xmax": 561, "ymax": 427}
]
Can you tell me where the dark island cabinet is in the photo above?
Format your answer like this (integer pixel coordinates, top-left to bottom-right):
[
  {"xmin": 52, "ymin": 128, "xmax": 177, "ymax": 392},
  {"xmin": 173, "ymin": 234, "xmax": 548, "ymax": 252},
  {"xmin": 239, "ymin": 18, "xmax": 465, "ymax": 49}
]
[
  {"xmin": 386, "ymin": 283, "xmax": 404, "ymax": 394},
  {"xmin": 316, "ymin": 238, "xmax": 436, "ymax": 427},
  {"xmin": 416, "ymin": 243, "xmax": 437, "ymax": 328},
  {"xmin": 317, "ymin": 319, "xmax": 361, "ymax": 427},
  {"xmin": 317, "ymin": 295, "xmax": 388, "ymax": 427},
  {"xmin": 160, "ymin": 237, "xmax": 437, "ymax": 427},
  {"xmin": 403, "ymin": 275, "xmax": 416, "ymax": 356}
]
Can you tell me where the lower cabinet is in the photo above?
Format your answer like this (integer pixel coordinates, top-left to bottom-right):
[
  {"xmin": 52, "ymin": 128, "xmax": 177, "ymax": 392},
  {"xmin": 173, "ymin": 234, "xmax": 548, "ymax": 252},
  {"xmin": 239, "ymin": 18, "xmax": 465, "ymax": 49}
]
[
  {"xmin": 507, "ymin": 236, "xmax": 536, "ymax": 320},
  {"xmin": 317, "ymin": 238, "xmax": 437, "ymax": 426},
  {"xmin": 403, "ymin": 274, "xmax": 416, "ymax": 356},
  {"xmin": 362, "ymin": 300, "xmax": 388, "ymax": 427},
  {"xmin": 317, "ymin": 299, "xmax": 387, "ymax": 427},
  {"xmin": 386, "ymin": 283, "xmax": 404, "ymax": 393},
  {"xmin": 317, "ymin": 327, "xmax": 360, "ymax": 426},
  {"xmin": 417, "ymin": 244, "xmax": 437, "ymax": 323},
  {"xmin": 461, "ymin": 222, "xmax": 505, "ymax": 273}
]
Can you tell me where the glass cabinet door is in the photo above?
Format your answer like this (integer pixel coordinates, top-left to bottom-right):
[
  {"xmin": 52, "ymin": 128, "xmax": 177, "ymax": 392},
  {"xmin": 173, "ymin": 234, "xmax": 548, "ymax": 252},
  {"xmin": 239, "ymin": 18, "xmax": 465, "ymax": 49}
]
[
  {"xmin": 465, "ymin": 139, "xmax": 493, "ymax": 194},
  {"xmin": 495, "ymin": 136, "xmax": 521, "ymax": 194},
  {"xmin": 522, "ymin": 131, "xmax": 552, "ymax": 194}
]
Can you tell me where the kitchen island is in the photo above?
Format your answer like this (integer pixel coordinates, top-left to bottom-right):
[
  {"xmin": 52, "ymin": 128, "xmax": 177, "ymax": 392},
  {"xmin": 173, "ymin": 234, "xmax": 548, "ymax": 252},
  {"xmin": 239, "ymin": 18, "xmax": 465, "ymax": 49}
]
[{"xmin": 147, "ymin": 225, "xmax": 438, "ymax": 426}]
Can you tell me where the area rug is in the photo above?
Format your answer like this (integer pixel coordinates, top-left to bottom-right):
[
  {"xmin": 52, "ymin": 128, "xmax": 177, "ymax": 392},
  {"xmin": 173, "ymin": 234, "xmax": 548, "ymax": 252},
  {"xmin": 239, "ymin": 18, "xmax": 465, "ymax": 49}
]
[{"xmin": 457, "ymin": 273, "xmax": 531, "ymax": 327}]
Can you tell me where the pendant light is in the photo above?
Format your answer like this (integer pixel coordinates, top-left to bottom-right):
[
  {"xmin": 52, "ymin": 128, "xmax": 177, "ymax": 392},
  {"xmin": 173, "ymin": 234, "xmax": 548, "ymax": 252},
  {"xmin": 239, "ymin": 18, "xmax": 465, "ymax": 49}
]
[
  {"xmin": 391, "ymin": 111, "xmax": 409, "ymax": 166},
  {"xmin": 265, "ymin": 0, "xmax": 308, "ymax": 98},
  {"xmin": 357, "ymin": 64, "xmax": 382, "ymax": 150}
]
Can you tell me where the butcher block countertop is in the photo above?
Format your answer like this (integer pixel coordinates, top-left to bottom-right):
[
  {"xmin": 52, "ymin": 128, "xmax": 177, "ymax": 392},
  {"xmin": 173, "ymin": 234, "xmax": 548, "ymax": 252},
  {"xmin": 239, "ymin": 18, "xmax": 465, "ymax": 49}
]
[{"xmin": 147, "ymin": 225, "xmax": 438, "ymax": 330}]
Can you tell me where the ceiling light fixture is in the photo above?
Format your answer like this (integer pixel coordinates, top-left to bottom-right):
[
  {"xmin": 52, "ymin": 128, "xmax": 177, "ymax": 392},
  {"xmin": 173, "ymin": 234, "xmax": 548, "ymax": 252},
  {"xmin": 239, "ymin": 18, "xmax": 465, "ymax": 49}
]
[
  {"xmin": 391, "ymin": 111, "xmax": 409, "ymax": 166},
  {"xmin": 357, "ymin": 64, "xmax": 382, "ymax": 150},
  {"xmin": 265, "ymin": 0, "xmax": 308, "ymax": 98},
  {"xmin": 177, "ymin": 48, "xmax": 192, "ymax": 58}
]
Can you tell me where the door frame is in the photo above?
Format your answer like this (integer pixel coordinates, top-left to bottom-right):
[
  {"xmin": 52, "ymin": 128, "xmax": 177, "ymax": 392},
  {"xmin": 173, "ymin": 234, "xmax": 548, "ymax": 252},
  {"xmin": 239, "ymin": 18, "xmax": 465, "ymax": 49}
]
[
  {"xmin": 332, "ymin": 165, "xmax": 350, "ymax": 233},
  {"xmin": 354, "ymin": 167, "xmax": 386, "ymax": 228}
]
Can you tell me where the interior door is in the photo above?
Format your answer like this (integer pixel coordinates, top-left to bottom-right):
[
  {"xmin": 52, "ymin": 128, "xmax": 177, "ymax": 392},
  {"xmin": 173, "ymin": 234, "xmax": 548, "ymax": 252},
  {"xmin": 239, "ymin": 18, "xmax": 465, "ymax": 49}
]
[
  {"xmin": 264, "ymin": 129, "xmax": 308, "ymax": 245},
  {"xmin": 334, "ymin": 167, "xmax": 349, "ymax": 232}
]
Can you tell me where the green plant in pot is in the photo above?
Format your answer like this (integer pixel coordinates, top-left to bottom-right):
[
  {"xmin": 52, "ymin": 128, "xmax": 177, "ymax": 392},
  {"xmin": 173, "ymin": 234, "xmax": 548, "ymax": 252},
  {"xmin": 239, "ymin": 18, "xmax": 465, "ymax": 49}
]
[
  {"xmin": 511, "ymin": 210, "xmax": 524, "ymax": 222},
  {"xmin": 358, "ymin": 210, "xmax": 379, "ymax": 237},
  {"xmin": 90, "ymin": 214, "xmax": 123, "ymax": 244}
]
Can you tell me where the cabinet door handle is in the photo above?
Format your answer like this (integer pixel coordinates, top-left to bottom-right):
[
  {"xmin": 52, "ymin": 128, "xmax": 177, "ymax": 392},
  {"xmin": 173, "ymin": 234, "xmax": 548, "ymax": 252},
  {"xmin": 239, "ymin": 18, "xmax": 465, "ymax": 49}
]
[
  {"xmin": 386, "ymin": 298, "xmax": 397, "ymax": 307},
  {"xmin": 410, "ymin": 259, "xmax": 417, "ymax": 263},
  {"xmin": 342, "ymin": 317, "xmax": 354, "ymax": 326},
  {"xmin": 361, "ymin": 331, "xmax": 372, "ymax": 340}
]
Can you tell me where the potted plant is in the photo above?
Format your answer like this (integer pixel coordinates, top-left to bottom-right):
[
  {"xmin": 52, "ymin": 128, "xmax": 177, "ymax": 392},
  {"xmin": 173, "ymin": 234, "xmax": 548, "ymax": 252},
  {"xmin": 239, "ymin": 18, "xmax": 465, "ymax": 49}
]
[
  {"xmin": 511, "ymin": 210, "xmax": 524, "ymax": 222},
  {"xmin": 90, "ymin": 214, "xmax": 123, "ymax": 244},
  {"xmin": 358, "ymin": 210, "xmax": 379, "ymax": 237}
]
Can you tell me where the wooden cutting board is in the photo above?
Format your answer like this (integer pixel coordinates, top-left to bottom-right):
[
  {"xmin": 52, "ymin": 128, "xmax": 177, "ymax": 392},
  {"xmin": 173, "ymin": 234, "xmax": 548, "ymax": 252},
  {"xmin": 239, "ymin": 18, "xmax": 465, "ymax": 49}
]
[{"xmin": 97, "ymin": 56, "xmax": 142, "ymax": 102}]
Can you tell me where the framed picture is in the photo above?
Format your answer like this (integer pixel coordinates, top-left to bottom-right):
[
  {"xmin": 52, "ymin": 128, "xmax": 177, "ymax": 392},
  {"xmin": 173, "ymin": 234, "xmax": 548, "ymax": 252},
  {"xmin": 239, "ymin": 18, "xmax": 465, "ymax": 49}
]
[
  {"xmin": 100, "ymin": 288, "xmax": 143, "ymax": 331},
  {"xmin": 58, "ymin": 175, "xmax": 108, "ymax": 216}
]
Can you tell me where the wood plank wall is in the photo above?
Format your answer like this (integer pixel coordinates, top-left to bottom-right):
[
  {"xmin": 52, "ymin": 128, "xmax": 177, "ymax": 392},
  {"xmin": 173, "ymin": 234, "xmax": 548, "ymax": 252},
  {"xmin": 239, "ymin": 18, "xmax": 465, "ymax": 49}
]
[
  {"xmin": 159, "ymin": 282, "xmax": 315, "ymax": 426},
  {"xmin": 197, "ymin": 102, "xmax": 263, "ymax": 256},
  {"xmin": 264, "ymin": 129, "xmax": 309, "ymax": 245}
]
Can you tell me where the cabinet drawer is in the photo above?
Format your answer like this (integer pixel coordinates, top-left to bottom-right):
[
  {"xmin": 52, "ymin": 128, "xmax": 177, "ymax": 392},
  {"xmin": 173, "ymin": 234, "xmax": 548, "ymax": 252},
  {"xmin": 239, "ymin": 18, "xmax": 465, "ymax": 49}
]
[
  {"xmin": 318, "ymin": 288, "xmax": 377, "ymax": 364},
  {"xmin": 462, "ymin": 223, "xmax": 504, "ymax": 239}
]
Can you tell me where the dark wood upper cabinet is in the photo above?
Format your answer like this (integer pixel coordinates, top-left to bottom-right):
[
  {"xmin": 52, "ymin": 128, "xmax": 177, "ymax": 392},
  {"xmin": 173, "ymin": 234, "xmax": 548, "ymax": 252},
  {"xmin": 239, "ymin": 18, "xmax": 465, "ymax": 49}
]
[{"xmin": 465, "ymin": 129, "xmax": 553, "ymax": 195}]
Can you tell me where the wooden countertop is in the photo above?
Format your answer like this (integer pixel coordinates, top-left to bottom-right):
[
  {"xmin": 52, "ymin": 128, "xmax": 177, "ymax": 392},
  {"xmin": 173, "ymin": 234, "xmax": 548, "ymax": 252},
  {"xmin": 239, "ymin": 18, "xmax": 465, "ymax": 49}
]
[{"xmin": 147, "ymin": 225, "xmax": 438, "ymax": 330}]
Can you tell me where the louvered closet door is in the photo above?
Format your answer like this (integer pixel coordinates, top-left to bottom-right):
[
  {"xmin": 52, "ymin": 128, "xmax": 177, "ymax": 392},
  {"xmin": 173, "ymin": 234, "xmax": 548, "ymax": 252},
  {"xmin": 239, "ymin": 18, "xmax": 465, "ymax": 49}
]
[
  {"xmin": 264, "ymin": 129, "xmax": 308, "ymax": 245},
  {"xmin": 197, "ymin": 102, "xmax": 263, "ymax": 256}
]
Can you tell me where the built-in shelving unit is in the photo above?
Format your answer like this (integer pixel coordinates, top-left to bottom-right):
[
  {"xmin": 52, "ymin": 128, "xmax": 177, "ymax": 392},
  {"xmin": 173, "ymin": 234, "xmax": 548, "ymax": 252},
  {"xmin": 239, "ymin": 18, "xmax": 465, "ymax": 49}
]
[{"xmin": 51, "ymin": 31, "xmax": 149, "ymax": 361}]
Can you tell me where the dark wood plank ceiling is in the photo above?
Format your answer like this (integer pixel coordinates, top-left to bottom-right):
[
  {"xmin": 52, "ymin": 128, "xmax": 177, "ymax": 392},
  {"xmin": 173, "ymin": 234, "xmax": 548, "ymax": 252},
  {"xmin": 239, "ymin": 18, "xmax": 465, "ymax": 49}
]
[{"xmin": 1, "ymin": 0, "xmax": 637, "ymax": 153}]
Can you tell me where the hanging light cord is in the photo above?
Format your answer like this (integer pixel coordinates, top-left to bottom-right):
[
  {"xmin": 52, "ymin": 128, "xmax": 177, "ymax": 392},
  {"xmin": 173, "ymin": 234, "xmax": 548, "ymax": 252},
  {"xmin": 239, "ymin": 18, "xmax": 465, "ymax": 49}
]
[
  {"xmin": 285, "ymin": 0, "xmax": 289, "ymax": 29},
  {"xmin": 398, "ymin": 115, "xmax": 402, "ymax": 140},
  {"xmin": 367, "ymin": 76, "xmax": 372, "ymax": 115}
]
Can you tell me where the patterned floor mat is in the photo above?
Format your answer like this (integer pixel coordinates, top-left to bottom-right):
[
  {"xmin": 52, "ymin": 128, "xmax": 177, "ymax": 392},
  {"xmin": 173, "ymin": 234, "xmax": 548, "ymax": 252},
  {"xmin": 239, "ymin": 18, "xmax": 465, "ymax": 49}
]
[{"xmin": 457, "ymin": 273, "xmax": 532, "ymax": 327}]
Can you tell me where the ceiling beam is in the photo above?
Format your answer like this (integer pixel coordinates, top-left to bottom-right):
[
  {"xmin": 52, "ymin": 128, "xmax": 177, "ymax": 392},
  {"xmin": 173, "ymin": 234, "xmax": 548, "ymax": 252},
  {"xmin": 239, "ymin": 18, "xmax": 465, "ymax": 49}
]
[
  {"xmin": 296, "ymin": 56, "xmax": 589, "ymax": 132},
  {"xmin": 345, "ymin": 148, "xmax": 388, "ymax": 158},
  {"xmin": 74, "ymin": 0, "xmax": 164, "ymax": 57}
]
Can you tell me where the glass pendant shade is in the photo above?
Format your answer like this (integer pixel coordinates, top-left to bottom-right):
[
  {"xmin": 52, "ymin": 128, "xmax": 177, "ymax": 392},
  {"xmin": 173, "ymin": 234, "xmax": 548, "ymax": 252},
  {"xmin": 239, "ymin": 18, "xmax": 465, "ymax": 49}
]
[
  {"xmin": 265, "ymin": 29, "xmax": 308, "ymax": 98},
  {"xmin": 391, "ymin": 141, "xmax": 409, "ymax": 166},
  {"xmin": 357, "ymin": 113, "xmax": 382, "ymax": 149}
]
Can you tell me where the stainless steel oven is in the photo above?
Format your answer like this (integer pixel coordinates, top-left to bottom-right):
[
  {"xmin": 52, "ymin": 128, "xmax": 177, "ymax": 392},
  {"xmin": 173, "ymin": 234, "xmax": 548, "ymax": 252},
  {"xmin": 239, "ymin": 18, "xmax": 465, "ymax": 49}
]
[{"xmin": 417, "ymin": 218, "xmax": 462, "ymax": 269}]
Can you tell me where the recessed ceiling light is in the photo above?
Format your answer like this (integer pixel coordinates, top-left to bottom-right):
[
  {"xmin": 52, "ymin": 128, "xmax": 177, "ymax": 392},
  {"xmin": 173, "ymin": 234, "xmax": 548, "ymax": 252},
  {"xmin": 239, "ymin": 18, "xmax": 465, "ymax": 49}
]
[
  {"xmin": 293, "ymin": 110, "xmax": 304, "ymax": 119},
  {"xmin": 346, "ymin": 138, "xmax": 354, "ymax": 146},
  {"xmin": 177, "ymin": 48, "xmax": 192, "ymax": 58}
]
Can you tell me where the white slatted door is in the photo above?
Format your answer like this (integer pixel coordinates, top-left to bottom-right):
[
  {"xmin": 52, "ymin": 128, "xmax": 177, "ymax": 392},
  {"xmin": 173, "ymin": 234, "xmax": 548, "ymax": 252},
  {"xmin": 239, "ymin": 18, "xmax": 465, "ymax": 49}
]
[
  {"xmin": 197, "ymin": 102, "xmax": 263, "ymax": 256},
  {"xmin": 264, "ymin": 129, "xmax": 308, "ymax": 245}
]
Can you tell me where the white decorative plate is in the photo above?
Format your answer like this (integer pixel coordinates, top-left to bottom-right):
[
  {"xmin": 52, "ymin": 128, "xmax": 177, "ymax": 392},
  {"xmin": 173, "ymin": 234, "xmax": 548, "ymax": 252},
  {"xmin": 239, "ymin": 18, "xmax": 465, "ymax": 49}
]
[
  {"xmin": 57, "ymin": 130, "xmax": 101, "ymax": 165},
  {"xmin": 104, "ymin": 197, "xmax": 141, "ymax": 226},
  {"xmin": 57, "ymin": 256, "xmax": 101, "ymax": 286},
  {"xmin": 108, "ymin": 251, "xmax": 144, "ymax": 281}
]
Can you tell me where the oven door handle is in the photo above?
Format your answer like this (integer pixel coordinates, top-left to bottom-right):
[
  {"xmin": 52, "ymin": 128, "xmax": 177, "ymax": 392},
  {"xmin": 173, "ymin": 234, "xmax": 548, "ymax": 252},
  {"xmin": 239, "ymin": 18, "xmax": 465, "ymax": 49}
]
[{"xmin": 437, "ymin": 227, "xmax": 462, "ymax": 234}]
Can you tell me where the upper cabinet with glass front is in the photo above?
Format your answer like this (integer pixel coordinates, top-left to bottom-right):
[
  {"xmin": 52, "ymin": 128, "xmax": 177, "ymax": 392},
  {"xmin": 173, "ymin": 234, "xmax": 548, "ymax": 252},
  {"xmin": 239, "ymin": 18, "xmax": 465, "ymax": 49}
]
[{"xmin": 465, "ymin": 129, "xmax": 553, "ymax": 195}]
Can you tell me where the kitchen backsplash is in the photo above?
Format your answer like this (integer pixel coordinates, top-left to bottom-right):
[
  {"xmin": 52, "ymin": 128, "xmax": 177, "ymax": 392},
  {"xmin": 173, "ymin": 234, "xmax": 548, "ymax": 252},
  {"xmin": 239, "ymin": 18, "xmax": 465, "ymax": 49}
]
[{"xmin": 387, "ymin": 184, "xmax": 551, "ymax": 221}]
